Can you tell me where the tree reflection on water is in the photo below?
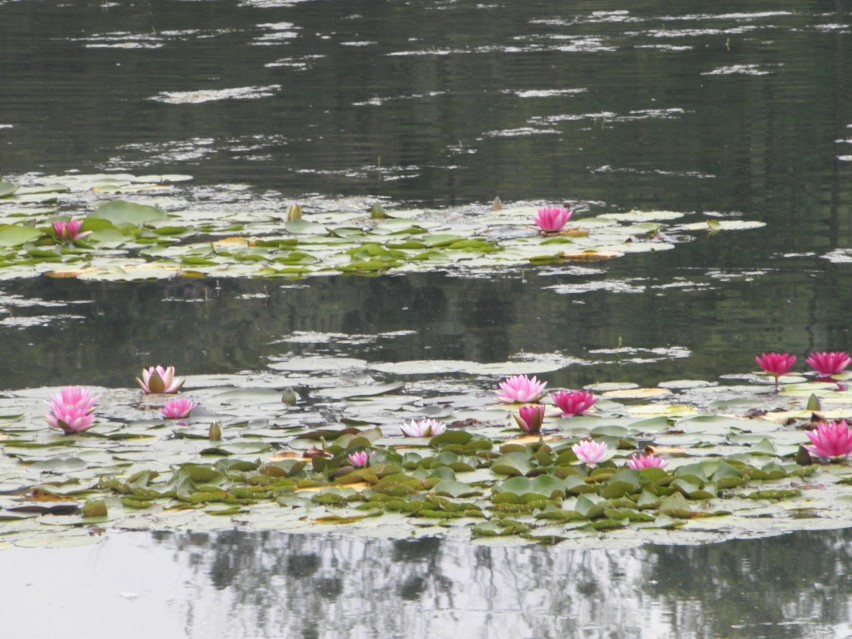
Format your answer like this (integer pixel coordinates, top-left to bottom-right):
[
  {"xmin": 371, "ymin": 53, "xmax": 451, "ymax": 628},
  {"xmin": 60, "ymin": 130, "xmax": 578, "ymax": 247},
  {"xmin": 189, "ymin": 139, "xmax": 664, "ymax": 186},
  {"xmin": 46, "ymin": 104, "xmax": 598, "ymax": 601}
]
[{"xmin": 154, "ymin": 528, "xmax": 851, "ymax": 638}]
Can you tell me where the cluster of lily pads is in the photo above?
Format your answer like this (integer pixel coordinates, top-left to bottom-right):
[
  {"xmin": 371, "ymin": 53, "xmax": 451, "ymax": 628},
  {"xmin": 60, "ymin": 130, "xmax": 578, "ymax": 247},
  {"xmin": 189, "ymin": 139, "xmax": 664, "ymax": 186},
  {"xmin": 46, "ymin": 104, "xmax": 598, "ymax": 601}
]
[
  {"xmin": 0, "ymin": 174, "xmax": 764, "ymax": 282},
  {"xmin": 1, "ymin": 350, "xmax": 850, "ymax": 548}
]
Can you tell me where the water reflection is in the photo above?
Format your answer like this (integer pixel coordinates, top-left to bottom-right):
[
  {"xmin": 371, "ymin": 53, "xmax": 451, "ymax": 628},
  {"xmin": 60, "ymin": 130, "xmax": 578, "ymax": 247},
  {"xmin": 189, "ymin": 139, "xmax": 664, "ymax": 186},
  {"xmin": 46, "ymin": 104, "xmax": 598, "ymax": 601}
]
[
  {"xmin": 158, "ymin": 528, "xmax": 852, "ymax": 638},
  {"xmin": 0, "ymin": 248, "xmax": 848, "ymax": 391},
  {"xmin": 2, "ymin": 528, "xmax": 847, "ymax": 638}
]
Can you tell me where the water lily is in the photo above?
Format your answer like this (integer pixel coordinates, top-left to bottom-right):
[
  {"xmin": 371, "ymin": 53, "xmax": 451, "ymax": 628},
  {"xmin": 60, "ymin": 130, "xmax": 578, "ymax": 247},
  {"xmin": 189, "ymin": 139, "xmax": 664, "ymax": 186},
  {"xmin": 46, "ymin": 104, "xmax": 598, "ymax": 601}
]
[
  {"xmin": 805, "ymin": 420, "xmax": 852, "ymax": 459},
  {"xmin": 572, "ymin": 439, "xmax": 608, "ymax": 467},
  {"xmin": 755, "ymin": 352, "xmax": 797, "ymax": 390},
  {"xmin": 533, "ymin": 207, "xmax": 572, "ymax": 233},
  {"xmin": 400, "ymin": 418, "xmax": 446, "ymax": 437},
  {"xmin": 44, "ymin": 386, "xmax": 96, "ymax": 434},
  {"xmin": 496, "ymin": 374, "xmax": 547, "ymax": 403},
  {"xmin": 137, "ymin": 365, "xmax": 184, "ymax": 394},
  {"xmin": 513, "ymin": 404, "xmax": 545, "ymax": 434},
  {"xmin": 348, "ymin": 451, "xmax": 370, "ymax": 468},
  {"xmin": 52, "ymin": 219, "xmax": 92, "ymax": 243},
  {"xmin": 806, "ymin": 351, "xmax": 851, "ymax": 379},
  {"xmin": 551, "ymin": 390, "xmax": 597, "ymax": 417},
  {"xmin": 626, "ymin": 453, "xmax": 668, "ymax": 470},
  {"xmin": 162, "ymin": 398, "xmax": 197, "ymax": 419}
]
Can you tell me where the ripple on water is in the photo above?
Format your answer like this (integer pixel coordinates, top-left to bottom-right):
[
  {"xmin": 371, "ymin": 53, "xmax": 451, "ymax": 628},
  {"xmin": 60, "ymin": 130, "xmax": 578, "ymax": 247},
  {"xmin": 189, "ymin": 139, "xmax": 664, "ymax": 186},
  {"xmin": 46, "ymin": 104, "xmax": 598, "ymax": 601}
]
[
  {"xmin": 506, "ymin": 88, "xmax": 587, "ymax": 98},
  {"xmin": 72, "ymin": 28, "xmax": 232, "ymax": 49},
  {"xmin": 251, "ymin": 22, "xmax": 300, "ymax": 46},
  {"xmin": 352, "ymin": 91, "xmax": 447, "ymax": 107},
  {"xmin": 264, "ymin": 54, "xmax": 325, "ymax": 70},
  {"xmin": 701, "ymin": 64, "xmax": 776, "ymax": 76},
  {"xmin": 148, "ymin": 85, "xmax": 281, "ymax": 104}
]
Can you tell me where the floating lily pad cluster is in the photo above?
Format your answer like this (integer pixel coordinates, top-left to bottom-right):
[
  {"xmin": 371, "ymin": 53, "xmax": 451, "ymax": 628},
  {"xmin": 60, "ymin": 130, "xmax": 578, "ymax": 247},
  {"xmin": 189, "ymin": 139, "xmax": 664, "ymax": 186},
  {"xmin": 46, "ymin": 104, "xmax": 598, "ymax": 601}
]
[
  {"xmin": 0, "ymin": 362, "xmax": 849, "ymax": 548},
  {"xmin": 0, "ymin": 174, "xmax": 763, "ymax": 282}
]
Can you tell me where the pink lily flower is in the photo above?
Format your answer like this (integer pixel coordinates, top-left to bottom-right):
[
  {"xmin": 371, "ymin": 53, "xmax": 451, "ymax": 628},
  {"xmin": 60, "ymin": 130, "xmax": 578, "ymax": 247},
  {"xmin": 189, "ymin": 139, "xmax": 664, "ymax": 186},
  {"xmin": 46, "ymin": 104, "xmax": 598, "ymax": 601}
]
[
  {"xmin": 52, "ymin": 219, "xmax": 92, "ymax": 243},
  {"xmin": 162, "ymin": 398, "xmax": 197, "ymax": 419},
  {"xmin": 513, "ymin": 404, "xmax": 545, "ymax": 434},
  {"xmin": 805, "ymin": 420, "xmax": 852, "ymax": 459},
  {"xmin": 572, "ymin": 439, "xmax": 608, "ymax": 467},
  {"xmin": 756, "ymin": 352, "xmax": 797, "ymax": 390},
  {"xmin": 533, "ymin": 207, "xmax": 573, "ymax": 233},
  {"xmin": 137, "ymin": 365, "xmax": 184, "ymax": 394},
  {"xmin": 806, "ymin": 352, "xmax": 851, "ymax": 379},
  {"xmin": 496, "ymin": 374, "xmax": 547, "ymax": 404},
  {"xmin": 626, "ymin": 453, "xmax": 668, "ymax": 470},
  {"xmin": 348, "ymin": 451, "xmax": 370, "ymax": 468},
  {"xmin": 44, "ymin": 386, "xmax": 97, "ymax": 434},
  {"xmin": 400, "ymin": 419, "xmax": 446, "ymax": 437},
  {"xmin": 551, "ymin": 390, "xmax": 597, "ymax": 417}
]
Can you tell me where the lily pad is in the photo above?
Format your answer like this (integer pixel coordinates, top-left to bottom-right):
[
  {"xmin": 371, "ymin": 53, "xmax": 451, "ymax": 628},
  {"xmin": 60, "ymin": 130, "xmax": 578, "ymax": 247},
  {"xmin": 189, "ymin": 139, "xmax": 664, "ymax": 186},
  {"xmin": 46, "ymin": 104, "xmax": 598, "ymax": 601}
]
[{"xmin": 91, "ymin": 200, "xmax": 167, "ymax": 227}]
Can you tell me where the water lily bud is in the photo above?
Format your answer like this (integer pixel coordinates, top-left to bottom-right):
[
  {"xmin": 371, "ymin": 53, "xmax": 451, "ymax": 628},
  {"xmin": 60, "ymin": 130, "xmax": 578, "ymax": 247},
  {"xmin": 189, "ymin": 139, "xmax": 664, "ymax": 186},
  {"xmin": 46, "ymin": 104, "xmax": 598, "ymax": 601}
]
[
  {"xmin": 370, "ymin": 204, "xmax": 389, "ymax": 219},
  {"xmin": 209, "ymin": 422, "xmax": 223, "ymax": 441},
  {"xmin": 286, "ymin": 203, "xmax": 302, "ymax": 221},
  {"xmin": 281, "ymin": 387, "xmax": 299, "ymax": 405},
  {"xmin": 806, "ymin": 393, "xmax": 821, "ymax": 412}
]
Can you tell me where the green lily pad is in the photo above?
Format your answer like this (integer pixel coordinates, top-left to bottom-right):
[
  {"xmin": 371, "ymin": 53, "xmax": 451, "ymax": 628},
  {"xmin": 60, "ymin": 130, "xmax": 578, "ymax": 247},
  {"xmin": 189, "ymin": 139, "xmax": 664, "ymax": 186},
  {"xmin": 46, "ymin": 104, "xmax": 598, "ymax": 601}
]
[
  {"xmin": 92, "ymin": 200, "xmax": 167, "ymax": 227},
  {"xmin": 0, "ymin": 225, "xmax": 42, "ymax": 247},
  {"xmin": 0, "ymin": 182, "xmax": 20, "ymax": 198}
]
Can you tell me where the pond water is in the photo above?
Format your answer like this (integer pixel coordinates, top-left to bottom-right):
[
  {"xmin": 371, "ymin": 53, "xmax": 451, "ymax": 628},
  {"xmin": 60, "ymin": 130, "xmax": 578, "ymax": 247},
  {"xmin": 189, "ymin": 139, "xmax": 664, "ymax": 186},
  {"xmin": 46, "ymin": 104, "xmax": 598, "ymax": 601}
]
[
  {"xmin": 0, "ymin": 527, "xmax": 850, "ymax": 638},
  {"xmin": 1, "ymin": 0, "xmax": 851, "ymax": 636}
]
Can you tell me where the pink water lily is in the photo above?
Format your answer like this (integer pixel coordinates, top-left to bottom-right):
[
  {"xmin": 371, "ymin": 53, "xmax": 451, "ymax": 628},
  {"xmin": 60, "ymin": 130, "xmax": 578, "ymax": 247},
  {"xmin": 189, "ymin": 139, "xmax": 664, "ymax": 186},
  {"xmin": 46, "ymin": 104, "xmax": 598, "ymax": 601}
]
[
  {"xmin": 551, "ymin": 390, "xmax": 597, "ymax": 417},
  {"xmin": 572, "ymin": 439, "xmax": 608, "ymax": 467},
  {"xmin": 137, "ymin": 365, "xmax": 184, "ymax": 394},
  {"xmin": 400, "ymin": 418, "xmax": 446, "ymax": 437},
  {"xmin": 44, "ymin": 386, "xmax": 97, "ymax": 434},
  {"xmin": 348, "ymin": 451, "xmax": 370, "ymax": 468},
  {"xmin": 626, "ymin": 453, "xmax": 668, "ymax": 470},
  {"xmin": 162, "ymin": 398, "xmax": 197, "ymax": 419},
  {"xmin": 496, "ymin": 374, "xmax": 547, "ymax": 403},
  {"xmin": 805, "ymin": 420, "xmax": 852, "ymax": 459},
  {"xmin": 52, "ymin": 219, "xmax": 92, "ymax": 243},
  {"xmin": 514, "ymin": 404, "xmax": 545, "ymax": 434},
  {"xmin": 806, "ymin": 352, "xmax": 851, "ymax": 379},
  {"xmin": 533, "ymin": 207, "xmax": 573, "ymax": 233},
  {"xmin": 756, "ymin": 352, "xmax": 796, "ymax": 376}
]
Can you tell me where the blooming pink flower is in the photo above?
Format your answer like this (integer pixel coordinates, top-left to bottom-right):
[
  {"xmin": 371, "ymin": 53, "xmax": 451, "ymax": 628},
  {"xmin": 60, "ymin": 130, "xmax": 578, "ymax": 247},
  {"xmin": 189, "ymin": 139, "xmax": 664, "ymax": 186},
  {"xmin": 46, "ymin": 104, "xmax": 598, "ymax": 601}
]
[
  {"xmin": 496, "ymin": 374, "xmax": 547, "ymax": 403},
  {"xmin": 348, "ymin": 451, "xmax": 370, "ymax": 468},
  {"xmin": 572, "ymin": 439, "xmax": 608, "ymax": 467},
  {"xmin": 52, "ymin": 219, "xmax": 92, "ymax": 243},
  {"xmin": 806, "ymin": 352, "xmax": 851, "ymax": 378},
  {"xmin": 551, "ymin": 390, "xmax": 597, "ymax": 417},
  {"xmin": 626, "ymin": 453, "xmax": 668, "ymax": 470},
  {"xmin": 513, "ymin": 405, "xmax": 545, "ymax": 434},
  {"xmin": 533, "ymin": 207, "xmax": 573, "ymax": 233},
  {"xmin": 756, "ymin": 352, "xmax": 797, "ymax": 390},
  {"xmin": 162, "ymin": 398, "xmax": 197, "ymax": 419},
  {"xmin": 400, "ymin": 418, "xmax": 446, "ymax": 437},
  {"xmin": 44, "ymin": 386, "xmax": 97, "ymax": 434},
  {"xmin": 137, "ymin": 365, "xmax": 184, "ymax": 394},
  {"xmin": 805, "ymin": 420, "xmax": 852, "ymax": 459},
  {"xmin": 755, "ymin": 352, "xmax": 796, "ymax": 377}
]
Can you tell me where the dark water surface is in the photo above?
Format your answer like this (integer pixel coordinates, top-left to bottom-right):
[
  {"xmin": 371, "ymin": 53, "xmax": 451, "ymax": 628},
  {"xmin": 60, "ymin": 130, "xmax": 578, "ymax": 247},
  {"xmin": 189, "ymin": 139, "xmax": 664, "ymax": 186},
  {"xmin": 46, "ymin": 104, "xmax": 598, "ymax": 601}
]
[
  {"xmin": 0, "ymin": 0, "xmax": 850, "ymax": 389},
  {"xmin": 1, "ymin": 0, "xmax": 852, "ymax": 636}
]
